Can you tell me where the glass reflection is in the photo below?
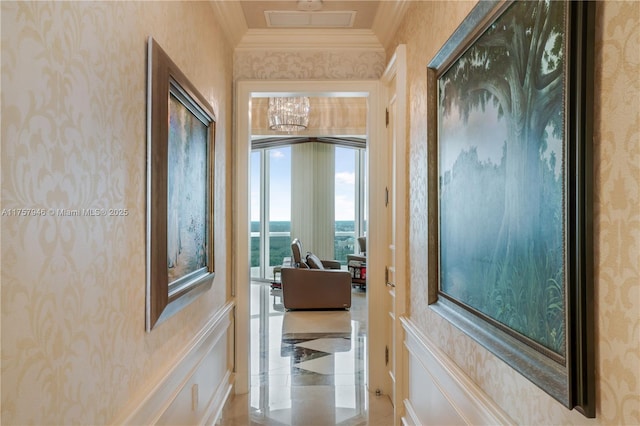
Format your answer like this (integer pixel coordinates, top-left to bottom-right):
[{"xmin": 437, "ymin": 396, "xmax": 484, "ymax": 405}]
[{"xmin": 249, "ymin": 282, "xmax": 368, "ymax": 425}]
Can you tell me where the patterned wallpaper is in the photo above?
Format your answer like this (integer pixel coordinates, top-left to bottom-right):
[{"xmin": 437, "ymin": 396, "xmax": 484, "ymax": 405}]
[
  {"xmin": 1, "ymin": 1, "xmax": 232, "ymax": 424},
  {"xmin": 388, "ymin": 0, "xmax": 639, "ymax": 424},
  {"xmin": 2, "ymin": 0, "xmax": 638, "ymax": 424},
  {"xmin": 234, "ymin": 50, "xmax": 385, "ymax": 80}
]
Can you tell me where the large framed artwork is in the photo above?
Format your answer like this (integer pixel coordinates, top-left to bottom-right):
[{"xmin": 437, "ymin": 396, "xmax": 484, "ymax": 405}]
[
  {"xmin": 146, "ymin": 37, "xmax": 216, "ymax": 331},
  {"xmin": 426, "ymin": 0, "xmax": 594, "ymax": 416}
]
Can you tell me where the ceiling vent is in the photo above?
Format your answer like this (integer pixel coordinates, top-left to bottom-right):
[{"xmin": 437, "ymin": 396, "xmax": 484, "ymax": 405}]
[{"xmin": 265, "ymin": 10, "xmax": 356, "ymax": 28}]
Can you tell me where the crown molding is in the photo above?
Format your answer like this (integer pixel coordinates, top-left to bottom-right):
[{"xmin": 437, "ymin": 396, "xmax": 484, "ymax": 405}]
[
  {"xmin": 235, "ymin": 28, "xmax": 385, "ymax": 52},
  {"xmin": 209, "ymin": 0, "xmax": 248, "ymax": 48},
  {"xmin": 372, "ymin": 0, "xmax": 411, "ymax": 50}
]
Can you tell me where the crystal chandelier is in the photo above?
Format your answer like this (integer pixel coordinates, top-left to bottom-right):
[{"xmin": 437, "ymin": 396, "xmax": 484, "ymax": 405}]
[{"xmin": 268, "ymin": 97, "xmax": 310, "ymax": 132}]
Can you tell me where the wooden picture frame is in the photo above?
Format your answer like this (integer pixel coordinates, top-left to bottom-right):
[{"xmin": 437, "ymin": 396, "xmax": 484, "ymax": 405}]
[
  {"xmin": 146, "ymin": 37, "xmax": 216, "ymax": 331},
  {"xmin": 426, "ymin": 1, "xmax": 594, "ymax": 416}
]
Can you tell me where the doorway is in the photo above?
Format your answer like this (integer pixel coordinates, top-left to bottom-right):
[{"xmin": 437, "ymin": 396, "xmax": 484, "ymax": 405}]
[{"xmin": 234, "ymin": 81, "xmax": 388, "ymax": 398}]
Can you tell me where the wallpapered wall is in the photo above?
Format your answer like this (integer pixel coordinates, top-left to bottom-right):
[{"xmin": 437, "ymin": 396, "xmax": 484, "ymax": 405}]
[
  {"xmin": 234, "ymin": 50, "xmax": 385, "ymax": 80},
  {"xmin": 388, "ymin": 1, "xmax": 639, "ymax": 424},
  {"xmin": 1, "ymin": 1, "xmax": 232, "ymax": 424}
]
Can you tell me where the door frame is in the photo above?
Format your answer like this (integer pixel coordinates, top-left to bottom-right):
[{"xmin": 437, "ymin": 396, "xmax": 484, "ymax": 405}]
[
  {"xmin": 381, "ymin": 44, "xmax": 408, "ymax": 423},
  {"xmin": 233, "ymin": 80, "xmax": 387, "ymax": 395}
]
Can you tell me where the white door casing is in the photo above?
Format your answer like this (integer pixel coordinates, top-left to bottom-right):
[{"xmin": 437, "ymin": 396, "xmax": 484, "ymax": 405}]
[{"xmin": 381, "ymin": 44, "xmax": 408, "ymax": 425}]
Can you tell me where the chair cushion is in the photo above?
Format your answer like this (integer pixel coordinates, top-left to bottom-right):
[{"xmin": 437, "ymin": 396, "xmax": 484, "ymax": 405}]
[
  {"xmin": 357, "ymin": 236, "xmax": 366, "ymax": 255},
  {"xmin": 306, "ymin": 252, "xmax": 325, "ymax": 269}
]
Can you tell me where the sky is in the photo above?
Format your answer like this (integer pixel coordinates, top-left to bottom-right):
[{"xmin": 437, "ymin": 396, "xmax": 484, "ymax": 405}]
[{"xmin": 250, "ymin": 145, "xmax": 357, "ymax": 222}]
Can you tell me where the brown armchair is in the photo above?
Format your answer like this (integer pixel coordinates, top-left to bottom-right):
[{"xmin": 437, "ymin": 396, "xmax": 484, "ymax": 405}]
[
  {"xmin": 346, "ymin": 236, "xmax": 366, "ymax": 264},
  {"xmin": 280, "ymin": 239, "xmax": 352, "ymax": 310}
]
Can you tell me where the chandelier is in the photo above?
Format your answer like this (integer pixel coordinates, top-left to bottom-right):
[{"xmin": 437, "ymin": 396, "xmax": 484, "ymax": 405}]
[{"xmin": 268, "ymin": 97, "xmax": 310, "ymax": 132}]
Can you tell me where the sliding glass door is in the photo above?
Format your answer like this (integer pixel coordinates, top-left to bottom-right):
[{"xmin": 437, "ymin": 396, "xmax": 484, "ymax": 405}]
[
  {"xmin": 251, "ymin": 142, "xmax": 366, "ymax": 279},
  {"xmin": 334, "ymin": 146, "xmax": 367, "ymax": 265},
  {"xmin": 250, "ymin": 147, "xmax": 291, "ymax": 280}
]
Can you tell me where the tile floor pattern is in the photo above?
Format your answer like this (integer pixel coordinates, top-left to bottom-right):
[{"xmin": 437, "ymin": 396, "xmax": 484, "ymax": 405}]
[{"xmin": 218, "ymin": 282, "xmax": 394, "ymax": 426}]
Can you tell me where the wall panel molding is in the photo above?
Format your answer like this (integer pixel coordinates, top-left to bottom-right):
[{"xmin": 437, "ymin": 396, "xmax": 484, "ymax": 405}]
[
  {"xmin": 115, "ymin": 302, "xmax": 234, "ymax": 425},
  {"xmin": 401, "ymin": 398, "xmax": 420, "ymax": 426},
  {"xmin": 401, "ymin": 317, "xmax": 513, "ymax": 425}
]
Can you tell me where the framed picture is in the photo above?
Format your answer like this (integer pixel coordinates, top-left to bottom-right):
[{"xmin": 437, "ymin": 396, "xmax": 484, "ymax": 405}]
[
  {"xmin": 146, "ymin": 37, "xmax": 216, "ymax": 331},
  {"xmin": 426, "ymin": 0, "xmax": 594, "ymax": 416}
]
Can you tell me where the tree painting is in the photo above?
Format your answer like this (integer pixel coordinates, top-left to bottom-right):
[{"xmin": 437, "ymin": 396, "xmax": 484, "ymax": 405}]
[
  {"xmin": 167, "ymin": 93, "xmax": 208, "ymax": 284},
  {"xmin": 438, "ymin": 0, "xmax": 566, "ymax": 355}
]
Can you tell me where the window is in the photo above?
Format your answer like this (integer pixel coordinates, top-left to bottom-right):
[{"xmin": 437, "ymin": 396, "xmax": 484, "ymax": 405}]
[
  {"xmin": 250, "ymin": 147, "xmax": 292, "ymax": 280},
  {"xmin": 251, "ymin": 141, "xmax": 366, "ymax": 279},
  {"xmin": 334, "ymin": 146, "xmax": 366, "ymax": 264}
]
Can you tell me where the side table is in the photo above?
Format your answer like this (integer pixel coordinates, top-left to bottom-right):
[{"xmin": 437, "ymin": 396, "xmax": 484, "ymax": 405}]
[{"xmin": 348, "ymin": 260, "xmax": 367, "ymax": 288}]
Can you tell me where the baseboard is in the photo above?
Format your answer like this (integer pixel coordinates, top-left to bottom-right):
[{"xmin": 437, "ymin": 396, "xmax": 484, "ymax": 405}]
[
  {"xmin": 116, "ymin": 302, "xmax": 234, "ymax": 425},
  {"xmin": 400, "ymin": 317, "xmax": 513, "ymax": 425}
]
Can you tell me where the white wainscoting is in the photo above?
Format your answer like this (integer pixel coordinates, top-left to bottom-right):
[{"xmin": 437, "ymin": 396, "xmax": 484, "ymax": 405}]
[
  {"xmin": 400, "ymin": 317, "xmax": 513, "ymax": 426},
  {"xmin": 120, "ymin": 302, "xmax": 234, "ymax": 425}
]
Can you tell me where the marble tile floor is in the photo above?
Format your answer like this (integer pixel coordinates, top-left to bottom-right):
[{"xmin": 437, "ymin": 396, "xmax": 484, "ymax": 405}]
[{"xmin": 217, "ymin": 282, "xmax": 394, "ymax": 426}]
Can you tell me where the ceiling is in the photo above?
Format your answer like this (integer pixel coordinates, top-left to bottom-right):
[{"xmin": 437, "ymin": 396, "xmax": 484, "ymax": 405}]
[
  {"xmin": 211, "ymin": 0, "xmax": 409, "ymax": 50},
  {"xmin": 240, "ymin": 1, "xmax": 380, "ymax": 29}
]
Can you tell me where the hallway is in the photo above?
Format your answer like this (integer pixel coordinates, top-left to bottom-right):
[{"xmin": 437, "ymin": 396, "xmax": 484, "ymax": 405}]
[{"xmin": 218, "ymin": 282, "xmax": 393, "ymax": 425}]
